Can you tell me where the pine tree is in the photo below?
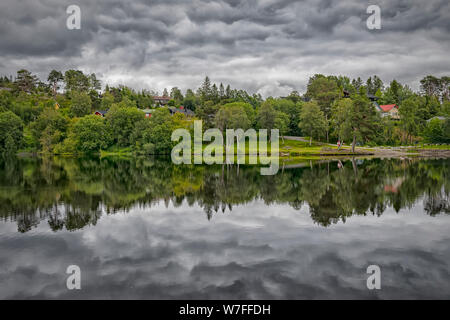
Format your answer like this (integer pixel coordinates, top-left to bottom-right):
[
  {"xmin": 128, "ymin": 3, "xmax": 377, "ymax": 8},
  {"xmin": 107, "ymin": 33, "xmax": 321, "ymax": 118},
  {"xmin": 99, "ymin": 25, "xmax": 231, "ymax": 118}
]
[
  {"xmin": 219, "ymin": 83, "xmax": 225, "ymax": 99},
  {"xmin": 200, "ymin": 76, "xmax": 212, "ymax": 101},
  {"xmin": 225, "ymin": 85, "xmax": 231, "ymax": 99},
  {"xmin": 16, "ymin": 69, "xmax": 38, "ymax": 93},
  {"xmin": 211, "ymin": 84, "xmax": 219, "ymax": 102}
]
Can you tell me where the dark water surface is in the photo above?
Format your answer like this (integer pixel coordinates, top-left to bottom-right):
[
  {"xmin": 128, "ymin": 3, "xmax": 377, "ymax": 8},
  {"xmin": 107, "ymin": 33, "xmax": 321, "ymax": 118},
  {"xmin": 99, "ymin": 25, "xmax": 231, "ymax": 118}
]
[{"xmin": 0, "ymin": 156, "xmax": 449, "ymax": 299}]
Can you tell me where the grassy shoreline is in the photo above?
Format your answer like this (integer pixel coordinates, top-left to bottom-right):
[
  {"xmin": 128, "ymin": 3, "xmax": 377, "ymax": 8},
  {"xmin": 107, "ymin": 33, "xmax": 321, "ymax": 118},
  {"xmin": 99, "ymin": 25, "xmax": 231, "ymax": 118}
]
[{"xmin": 15, "ymin": 138, "xmax": 450, "ymax": 158}]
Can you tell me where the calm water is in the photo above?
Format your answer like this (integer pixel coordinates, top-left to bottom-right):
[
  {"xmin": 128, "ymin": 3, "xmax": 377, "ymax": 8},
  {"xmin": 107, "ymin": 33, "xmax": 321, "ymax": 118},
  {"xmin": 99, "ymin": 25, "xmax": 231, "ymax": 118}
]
[{"xmin": 0, "ymin": 156, "xmax": 449, "ymax": 299}]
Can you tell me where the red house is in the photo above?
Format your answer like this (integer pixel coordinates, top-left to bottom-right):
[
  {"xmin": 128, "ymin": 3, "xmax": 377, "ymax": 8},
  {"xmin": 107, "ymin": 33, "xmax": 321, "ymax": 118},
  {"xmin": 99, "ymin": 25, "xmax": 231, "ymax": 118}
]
[
  {"xmin": 376, "ymin": 104, "xmax": 400, "ymax": 119},
  {"xmin": 94, "ymin": 110, "xmax": 107, "ymax": 117}
]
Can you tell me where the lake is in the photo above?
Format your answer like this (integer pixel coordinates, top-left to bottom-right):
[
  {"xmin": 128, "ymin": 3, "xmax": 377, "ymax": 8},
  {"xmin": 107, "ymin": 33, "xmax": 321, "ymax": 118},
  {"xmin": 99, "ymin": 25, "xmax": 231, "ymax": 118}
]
[{"xmin": 0, "ymin": 156, "xmax": 449, "ymax": 299}]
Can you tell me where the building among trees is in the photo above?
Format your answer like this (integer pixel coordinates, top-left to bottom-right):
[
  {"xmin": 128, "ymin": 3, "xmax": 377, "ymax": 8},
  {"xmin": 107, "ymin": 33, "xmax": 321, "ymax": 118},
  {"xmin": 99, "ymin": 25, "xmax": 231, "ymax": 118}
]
[
  {"xmin": 153, "ymin": 96, "xmax": 171, "ymax": 105},
  {"xmin": 376, "ymin": 104, "xmax": 400, "ymax": 119}
]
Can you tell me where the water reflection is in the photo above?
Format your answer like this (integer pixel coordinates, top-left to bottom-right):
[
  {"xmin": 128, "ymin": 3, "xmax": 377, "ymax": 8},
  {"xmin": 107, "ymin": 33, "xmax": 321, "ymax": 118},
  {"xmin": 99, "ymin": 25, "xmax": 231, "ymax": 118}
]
[
  {"xmin": 1, "ymin": 156, "xmax": 450, "ymax": 299},
  {"xmin": 0, "ymin": 156, "xmax": 449, "ymax": 232}
]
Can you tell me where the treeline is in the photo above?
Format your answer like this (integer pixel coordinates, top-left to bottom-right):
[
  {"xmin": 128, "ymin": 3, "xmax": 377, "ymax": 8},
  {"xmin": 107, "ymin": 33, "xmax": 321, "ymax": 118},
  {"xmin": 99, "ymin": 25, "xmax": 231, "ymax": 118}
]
[{"xmin": 0, "ymin": 69, "xmax": 449, "ymax": 155}]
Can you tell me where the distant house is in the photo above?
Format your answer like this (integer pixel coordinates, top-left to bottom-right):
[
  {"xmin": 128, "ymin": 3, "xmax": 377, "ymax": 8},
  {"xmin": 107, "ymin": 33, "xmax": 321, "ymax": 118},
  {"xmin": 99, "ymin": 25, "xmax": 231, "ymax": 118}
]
[
  {"xmin": 94, "ymin": 110, "xmax": 108, "ymax": 117},
  {"xmin": 140, "ymin": 107, "xmax": 194, "ymax": 118},
  {"xmin": 341, "ymin": 89, "xmax": 380, "ymax": 102},
  {"xmin": 168, "ymin": 106, "xmax": 195, "ymax": 117},
  {"xmin": 376, "ymin": 104, "xmax": 400, "ymax": 119},
  {"xmin": 140, "ymin": 109, "xmax": 155, "ymax": 118},
  {"xmin": 153, "ymin": 96, "xmax": 171, "ymax": 105},
  {"xmin": 301, "ymin": 96, "xmax": 311, "ymax": 102}
]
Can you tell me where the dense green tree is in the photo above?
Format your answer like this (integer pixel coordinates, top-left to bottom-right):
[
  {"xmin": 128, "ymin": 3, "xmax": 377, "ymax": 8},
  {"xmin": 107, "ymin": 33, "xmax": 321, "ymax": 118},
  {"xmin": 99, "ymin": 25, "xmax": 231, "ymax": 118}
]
[
  {"xmin": 70, "ymin": 115, "xmax": 111, "ymax": 152},
  {"xmin": 106, "ymin": 104, "xmax": 144, "ymax": 146},
  {"xmin": 135, "ymin": 91, "xmax": 154, "ymax": 109},
  {"xmin": 222, "ymin": 102, "xmax": 255, "ymax": 125},
  {"xmin": 225, "ymin": 85, "xmax": 231, "ymax": 99},
  {"xmin": 0, "ymin": 90, "xmax": 13, "ymax": 112},
  {"xmin": 215, "ymin": 104, "xmax": 250, "ymax": 131},
  {"xmin": 30, "ymin": 107, "xmax": 68, "ymax": 152},
  {"xmin": 88, "ymin": 73, "xmax": 101, "ymax": 91},
  {"xmin": 443, "ymin": 119, "xmax": 450, "ymax": 142},
  {"xmin": 306, "ymin": 75, "xmax": 340, "ymax": 141},
  {"xmin": 15, "ymin": 69, "xmax": 38, "ymax": 93},
  {"xmin": 199, "ymin": 76, "xmax": 212, "ymax": 102},
  {"xmin": 337, "ymin": 92, "xmax": 380, "ymax": 152},
  {"xmin": 0, "ymin": 111, "xmax": 23, "ymax": 154},
  {"xmin": 100, "ymin": 91, "xmax": 115, "ymax": 110},
  {"xmin": 211, "ymin": 84, "xmax": 219, "ymax": 103},
  {"xmin": 132, "ymin": 108, "xmax": 174, "ymax": 154},
  {"xmin": 183, "ymin": 89, "xmax": 198, "ymax": 111},
  {"xmin": 219, "ymin": 83, "xmax": 225, "ymax": 99},
  {"xmin": 64, "ymin": 70, "xmax": 90, "ymax": 92},
  {"xmin": 442, "ymin": 101, "xmax": 450, "ymax": 116},
  {"xmin": 331, "ymin": 98, "xmax": 353, "ymax": 143},
  {"xmin": 286, "ymin": 91, "xmax": 302, "ymax": 103},
  {"xmin": 366, "ymin": 75, "xmax": 384, "ymax": 95},
  {"xmin": 170, "ymin": 87, "xmax": 184, "ymax": 104},
  {"xmin": 441, "ymin": 76, "xmax": 450, "ymax": 101},
  {"xmin": 70, "ymin": 91, "xmax": 92, "ymax": 117},
  {"xmin": 425, "ymin": 95, "xmax": 441, "ymax": 118},
  {"xmin": 195, "ymin": 101, "xmax": 219, "ymax": 129},
  {"xmin": 298, "ymin": 101, "xmax": 327, "ymax": 145},
  {"xmin": 269, "ymin": 98, "xmax": 302, "ymax": 136},
  {"xmin": 274, "ymin": 111, "xmax": 290, "ymax": 142},
  {"xmin": 420, "ymin": 75, "xmax": 441, "ymax": 97},
  {"xmin": 257, "ymin": 102, "xmax": 277, "ymax": 131},
  {"xmin": 381, "ymin": 80, "xmax": 413, "ymax": 105},
  {"xmin": 352, "ymin": 77, "xmax": 363, "ymax": 91},
  {"xmin": 88, "ymin": 89, "xmax": 101, "ymax": 111},
  {"xmin": 47, "ymin": 70, "xmax": 64, "ymax": 97},
  {"xmin": 399, "ymin": 96, "xmax": 422, "ymax": 143},
  {"xmin": 379, "ymin": 117, "xmax": 398, "ymax": 145},
  {"xmin": 423, "ymin": 118, "xmax": 446, "ymax": 143},
  {"xmin": 306, "ymin": 75, "xmax": 340, "ymax": 113}
]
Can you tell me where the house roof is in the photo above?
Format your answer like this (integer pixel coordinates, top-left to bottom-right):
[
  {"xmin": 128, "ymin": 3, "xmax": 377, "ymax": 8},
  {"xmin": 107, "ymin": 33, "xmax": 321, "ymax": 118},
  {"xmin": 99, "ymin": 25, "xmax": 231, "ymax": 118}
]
[
  {"xmin": 426, "ymin": 116, "xmax": 446, "ymax": 122},
  {"xmin": 379, "ymin": 104, "xmax": 398, "ymax": 112},
  {"xmin": 141, "ymin": 109, "xmax": 155, "ymax": 113},
  {"xmin": 153, "ymin": 96, "xmax": 171, "ymax": 100},
  {"xmin": 367, "ymin": 94, "xmax": 379, "ymax": 101},
  {"xmin": 168, "ymin": 106, "xmax": 195, "ymax": 116},
  {"xmin": 95, "ymin": 110, "xmax": 108, "ymax": 115}
]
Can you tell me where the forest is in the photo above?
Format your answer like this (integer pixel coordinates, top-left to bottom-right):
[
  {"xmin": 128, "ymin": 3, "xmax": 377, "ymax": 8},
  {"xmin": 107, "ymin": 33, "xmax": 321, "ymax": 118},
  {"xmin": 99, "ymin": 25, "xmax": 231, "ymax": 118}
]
[{"xmin": 0, "ymin": 69, "xmax": 449, "ymax": 156}]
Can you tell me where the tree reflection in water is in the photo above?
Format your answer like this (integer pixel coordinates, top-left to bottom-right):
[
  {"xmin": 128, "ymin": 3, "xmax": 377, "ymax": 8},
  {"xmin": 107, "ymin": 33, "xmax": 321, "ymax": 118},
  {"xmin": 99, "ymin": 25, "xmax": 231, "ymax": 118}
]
[{"xmin": 0, "ymin": 156, "xmax": 448, "ymax": 232}]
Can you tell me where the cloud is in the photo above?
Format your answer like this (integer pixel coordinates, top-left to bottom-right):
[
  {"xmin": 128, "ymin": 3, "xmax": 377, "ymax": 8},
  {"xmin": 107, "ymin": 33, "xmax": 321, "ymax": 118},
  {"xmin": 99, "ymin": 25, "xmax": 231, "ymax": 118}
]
[
  {"xmin": 0, "ymin": 0, "xmax": 449, "ymax": 96},
  {"xmin": 1, "ymin": 201, "xmax": 450, "ymax": 299}
]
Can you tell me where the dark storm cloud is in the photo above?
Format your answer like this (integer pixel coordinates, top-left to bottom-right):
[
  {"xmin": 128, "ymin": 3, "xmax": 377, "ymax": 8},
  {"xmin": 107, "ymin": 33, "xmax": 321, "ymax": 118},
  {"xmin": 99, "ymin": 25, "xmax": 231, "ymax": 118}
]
[{"xmin": 0, "ymin": 0, "xmax": 449, "ymax": 96}]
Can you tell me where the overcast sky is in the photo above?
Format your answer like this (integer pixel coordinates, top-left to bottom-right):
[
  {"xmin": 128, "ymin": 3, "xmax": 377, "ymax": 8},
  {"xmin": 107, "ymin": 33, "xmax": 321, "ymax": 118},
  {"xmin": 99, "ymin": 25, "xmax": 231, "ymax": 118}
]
[{"xmin": 0, "ymin": 0, "xmax": 449, "ymax": 97}]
